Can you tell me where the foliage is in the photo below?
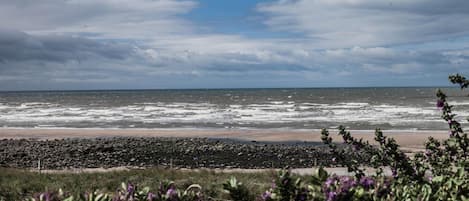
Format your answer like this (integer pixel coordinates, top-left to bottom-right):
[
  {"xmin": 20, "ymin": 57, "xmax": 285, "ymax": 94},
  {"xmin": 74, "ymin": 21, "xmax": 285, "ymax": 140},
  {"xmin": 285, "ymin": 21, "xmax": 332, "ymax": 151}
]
[
  {"xmin": 222, "ymin": 177, "xmax": 254, "ymax": 201},
  {"xmin": 0, "ymin": 168, "xmax": 272, "ymax": 201},
  {"xmin": 318, "ymin": 73, "xmax": 469, "ymax": 201},
  {"xmin": 26, "ymin": 181, "xmax": 203, "ymax": 201}
]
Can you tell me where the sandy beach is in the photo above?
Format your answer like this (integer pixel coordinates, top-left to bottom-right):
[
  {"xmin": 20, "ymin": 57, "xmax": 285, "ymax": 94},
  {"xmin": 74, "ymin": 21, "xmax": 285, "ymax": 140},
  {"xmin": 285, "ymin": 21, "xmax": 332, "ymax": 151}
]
[{"xmin": 0, "ymin": 128, "xmax": 448, "ymax": 149}]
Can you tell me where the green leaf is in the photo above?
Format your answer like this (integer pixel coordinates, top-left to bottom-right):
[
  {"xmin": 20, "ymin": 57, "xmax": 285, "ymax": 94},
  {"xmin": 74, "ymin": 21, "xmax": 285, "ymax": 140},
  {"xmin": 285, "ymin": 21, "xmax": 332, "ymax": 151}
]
[
  {"xmin": 460, "ymin": 195, "xmax": 469, "ymax": 201},
  {"xmin": 432, "ymin": 176, "xmax": 444, "ymax": 183},
  {"xmin": 317, "ymin": 167, "xmax": 328, "ymax": 181},
  {"xmin": 185, "ymin": 184, "xmax": 202, "ymax": 194},
  {"xmin": 63, "ymin": 196, "xmax": 75, "ymax": 201},
  {"xmin": 87, "ymin": 193, "xmax": 93, "ymax": 201},
  {"xmin": 95, "ymin": 193, "xmax": 104, "ymax": 201},
  {"xmin": 139, "ymin": 186, "xmax": 150, "ymax": 195},
  {"xmin": 354, "ymin": 187, "xmax": 365, "ymax": 197}
]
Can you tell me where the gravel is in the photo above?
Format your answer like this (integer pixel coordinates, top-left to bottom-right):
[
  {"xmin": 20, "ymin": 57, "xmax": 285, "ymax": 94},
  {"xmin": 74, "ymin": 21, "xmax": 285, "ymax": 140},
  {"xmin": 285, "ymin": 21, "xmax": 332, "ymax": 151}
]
[{"xmin": 0, "ymin": 137, "xmax": 368, "ymax": 169}]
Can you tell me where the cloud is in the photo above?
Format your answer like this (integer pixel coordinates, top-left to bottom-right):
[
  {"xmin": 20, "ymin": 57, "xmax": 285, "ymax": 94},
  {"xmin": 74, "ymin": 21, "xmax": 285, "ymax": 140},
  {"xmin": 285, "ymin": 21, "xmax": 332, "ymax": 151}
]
[
  {"xmin": 0, "ymin": 0, "xmax": 468, "ymax": 90},
  {"xmin": 0, "ymin": 29, "xmax": 147, "ymax": 89},
  {"xmin": 257, "ymin": 0, "xmax": 469, "ymax": 48},
  {"xmin": 0, "ymin": 29, "xmax": 133, "ymax": 63},
  {"xmin": 1, "ymin": 28, "xmax": 469, "ymax": 90},
  {"xmin": 0, "ymin": 0, "xmax": 197, "ymax": 39}
]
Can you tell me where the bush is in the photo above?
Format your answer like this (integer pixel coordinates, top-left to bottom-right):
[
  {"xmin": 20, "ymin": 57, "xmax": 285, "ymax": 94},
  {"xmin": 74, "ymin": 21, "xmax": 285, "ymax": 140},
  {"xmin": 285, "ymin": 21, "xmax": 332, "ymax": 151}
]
[{"xmin": 317, "ymin": 74, "xmax": 469, "ymax": 201}]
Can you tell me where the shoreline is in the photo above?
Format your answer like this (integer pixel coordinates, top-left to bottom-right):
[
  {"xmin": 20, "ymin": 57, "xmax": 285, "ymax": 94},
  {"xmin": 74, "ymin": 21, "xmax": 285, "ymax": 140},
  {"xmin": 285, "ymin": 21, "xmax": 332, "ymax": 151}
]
[
  {"xmin": 0, "ymin": 128, "xmax": 449, "ymax": 149},
  {"xmin": 0, "ymin": 128, "xmax": 450, "ymax": 170}
]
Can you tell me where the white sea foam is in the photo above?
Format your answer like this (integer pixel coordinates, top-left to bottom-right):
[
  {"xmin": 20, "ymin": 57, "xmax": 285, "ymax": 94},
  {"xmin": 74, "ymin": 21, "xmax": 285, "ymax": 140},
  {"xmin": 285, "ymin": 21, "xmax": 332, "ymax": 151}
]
[
  {"xmin": 0, "ymin": 99, "xmax": 463, "ymax": 129},
  {"xmin": 374, "ymin": 104, "xmax": 438, "ymax": 115},
  {"xmin": 448, "ymin": 101, "xmax": 469, "ymax": 106}
]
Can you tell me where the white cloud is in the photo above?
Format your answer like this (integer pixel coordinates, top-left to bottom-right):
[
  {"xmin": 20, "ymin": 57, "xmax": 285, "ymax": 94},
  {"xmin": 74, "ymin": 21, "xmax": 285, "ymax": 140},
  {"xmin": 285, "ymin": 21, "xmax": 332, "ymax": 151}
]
[
  {"xmin": 258, "ymin": 0, "xmax": 469, "ymax": 48},
  {"xmin": 0, "ymin": 0, "xmax": 197, "ymax": 38},
  {"xmin": 362, "ymin": 62, "xmax": 423, "ymax": 74}
]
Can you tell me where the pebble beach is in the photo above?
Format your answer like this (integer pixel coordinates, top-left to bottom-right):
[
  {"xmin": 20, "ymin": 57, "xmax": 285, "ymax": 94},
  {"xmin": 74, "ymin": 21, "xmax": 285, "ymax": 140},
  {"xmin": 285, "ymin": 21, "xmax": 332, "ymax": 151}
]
[{"xmin": 0, "ymin": 128, "xmax": 448, "ymax": 170}]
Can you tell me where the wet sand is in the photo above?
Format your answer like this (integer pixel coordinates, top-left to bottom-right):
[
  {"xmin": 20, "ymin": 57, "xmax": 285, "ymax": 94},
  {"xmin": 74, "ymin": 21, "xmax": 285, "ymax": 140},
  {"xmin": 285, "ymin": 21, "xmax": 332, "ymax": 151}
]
[{"xmin": 0, "ymin": 128, "xmax": 448, "ymax": 149}]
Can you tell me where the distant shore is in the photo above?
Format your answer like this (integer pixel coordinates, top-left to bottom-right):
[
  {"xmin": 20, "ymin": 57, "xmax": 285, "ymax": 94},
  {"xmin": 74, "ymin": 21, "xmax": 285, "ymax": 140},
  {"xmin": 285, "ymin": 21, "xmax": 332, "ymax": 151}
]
[{"xmin": 0, "ymin": 128, "xmax": 449, "ymax": 149}]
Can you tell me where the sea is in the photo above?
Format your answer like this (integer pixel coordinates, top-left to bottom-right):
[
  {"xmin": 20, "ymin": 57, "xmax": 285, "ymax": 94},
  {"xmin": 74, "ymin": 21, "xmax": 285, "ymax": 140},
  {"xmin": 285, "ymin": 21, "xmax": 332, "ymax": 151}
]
[{"xmin": 0, "ymin": 87, "xmax": 468, "ymax": 131}]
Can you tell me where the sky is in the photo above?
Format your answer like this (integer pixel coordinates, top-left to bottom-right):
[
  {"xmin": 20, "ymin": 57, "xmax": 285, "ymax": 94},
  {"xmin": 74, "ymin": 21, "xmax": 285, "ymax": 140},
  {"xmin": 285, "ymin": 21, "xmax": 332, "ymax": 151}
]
[{"xmin": 1, "ymin": 0, "xmax": 469, "ymax": 90}]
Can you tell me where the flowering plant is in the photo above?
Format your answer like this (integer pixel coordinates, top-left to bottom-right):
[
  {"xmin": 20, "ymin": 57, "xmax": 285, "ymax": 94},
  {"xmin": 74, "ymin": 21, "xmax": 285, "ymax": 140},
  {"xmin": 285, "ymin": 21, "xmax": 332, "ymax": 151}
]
[{"xmin": 318, "ymin": 74, "xmax": 469, "ymax": 201}]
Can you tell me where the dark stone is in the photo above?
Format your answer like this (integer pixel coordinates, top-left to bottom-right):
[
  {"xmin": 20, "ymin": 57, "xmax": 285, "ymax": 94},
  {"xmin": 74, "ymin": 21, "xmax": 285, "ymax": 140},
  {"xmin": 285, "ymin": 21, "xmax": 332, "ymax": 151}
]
[{"xmin": 0, "ymin": 137, "xmax": 370, "ymax": 169}]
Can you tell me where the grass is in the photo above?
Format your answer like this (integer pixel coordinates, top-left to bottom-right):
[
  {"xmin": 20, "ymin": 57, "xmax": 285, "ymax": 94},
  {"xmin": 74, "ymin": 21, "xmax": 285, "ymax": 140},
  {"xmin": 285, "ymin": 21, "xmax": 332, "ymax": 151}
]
[{"xmin": 0, "ymin": 168, "xmax": 287, "ymax": 200}]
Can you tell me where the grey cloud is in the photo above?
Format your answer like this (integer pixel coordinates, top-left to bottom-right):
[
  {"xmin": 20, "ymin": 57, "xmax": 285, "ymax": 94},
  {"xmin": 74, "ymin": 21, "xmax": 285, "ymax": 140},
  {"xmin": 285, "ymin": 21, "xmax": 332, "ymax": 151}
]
[
  {"xmin": 0, "ymin": 29, "xmax": 148, "ymax": 90},
  {"xmin": 359, "ymin": 1, "xmax": 469, "ymax": 15},
  {"xmin": 0, "ymin": 29, "xmax": 133, "ymax": 63},
  {"xmin": 204, "ymin": 63, "xmax": 310, "ymax": 73},
  {"xmin": 1, "ymin": 28, "xmax": 467, "ymax": 90},
  {"xmin": 1, "ymin": 43, "xmax": 468, "ymax": 89}
]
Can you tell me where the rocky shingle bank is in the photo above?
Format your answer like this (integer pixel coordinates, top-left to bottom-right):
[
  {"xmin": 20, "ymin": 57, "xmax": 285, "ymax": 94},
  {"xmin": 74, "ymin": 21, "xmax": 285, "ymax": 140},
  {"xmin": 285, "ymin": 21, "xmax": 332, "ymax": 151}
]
[{"xmin": 0, "ymin": 137, "xmax": 368, "ymax": 169}]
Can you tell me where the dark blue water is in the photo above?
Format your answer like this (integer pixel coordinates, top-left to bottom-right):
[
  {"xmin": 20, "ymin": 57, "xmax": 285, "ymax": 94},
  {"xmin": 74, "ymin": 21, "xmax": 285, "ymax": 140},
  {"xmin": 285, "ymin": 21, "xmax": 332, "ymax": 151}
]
[{"xmin": 0, "ymin": 87, "xmax": 467, "ymax": 130}]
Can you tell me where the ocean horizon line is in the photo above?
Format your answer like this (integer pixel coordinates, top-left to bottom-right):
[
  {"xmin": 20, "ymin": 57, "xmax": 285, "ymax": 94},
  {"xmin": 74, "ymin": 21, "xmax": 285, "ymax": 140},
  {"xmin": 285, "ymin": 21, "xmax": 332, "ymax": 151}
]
[{"xmin": 0, "ymin": 85, "xmax": 456, "ymax": 93}]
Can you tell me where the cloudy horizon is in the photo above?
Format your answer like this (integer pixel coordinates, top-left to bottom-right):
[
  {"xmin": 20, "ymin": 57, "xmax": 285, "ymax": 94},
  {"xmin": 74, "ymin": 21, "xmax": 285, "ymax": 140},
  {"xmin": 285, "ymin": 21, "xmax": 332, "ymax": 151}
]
[{"xmin": 1, "ymin": 0, "xmax": 469, "ymax": 91}]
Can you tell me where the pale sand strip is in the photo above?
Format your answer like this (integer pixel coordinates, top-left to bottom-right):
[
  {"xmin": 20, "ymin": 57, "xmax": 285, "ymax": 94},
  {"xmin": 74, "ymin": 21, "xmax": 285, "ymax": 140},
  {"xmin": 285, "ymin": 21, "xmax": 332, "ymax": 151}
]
[
  {"xmin": 0, "ymin": 128, "xmax": 449, "ymax": 149},
  {"xmin": 33, "ymin": 167, "xmax": 392, "ymax": 176}
]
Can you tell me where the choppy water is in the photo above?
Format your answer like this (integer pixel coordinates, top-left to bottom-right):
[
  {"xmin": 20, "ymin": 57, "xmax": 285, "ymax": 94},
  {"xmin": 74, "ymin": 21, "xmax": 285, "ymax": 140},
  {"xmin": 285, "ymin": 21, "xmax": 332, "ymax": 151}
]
[{"xmin": 0, "ymin": 88, "xmax": 468, "ymax": 130}]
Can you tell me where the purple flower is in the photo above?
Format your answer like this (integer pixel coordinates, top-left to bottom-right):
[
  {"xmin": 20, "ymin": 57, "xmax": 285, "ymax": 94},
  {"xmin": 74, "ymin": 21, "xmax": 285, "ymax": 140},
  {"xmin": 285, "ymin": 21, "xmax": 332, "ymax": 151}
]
[
  {"xmin": 428, "ymin": 176, "xmax": 433, "ymax": 182},
  {"xmin": 436, "ymin": 100, "xmax": 444, "ymax": 108},
  {"xmin": 339, "ymin": 176, "xmax": 356, "ymax": 193},
  {"xmin": 324, "ymin": 177, "xmax": 335, "ymax": 187},
  {"xmin": 127, "ymin": 183, "xmax": 135, "ymax": 194},
  {"xmin": 323, "ymin": 177, "xmax": 336, "ymax": 198},
  {"xmin": 392, "ymin": 169, "xmax": 398, "ymax": 178},
  {"xmin": 359, "ymin": 177, "xmax": 374, "ymax": 190},
  {"xmin": 147, "ymin": 192, "xmax": 156, "ymax": 201},
  {"xmin": 40, "ymin": 192, "xmax": 52, "ymax": 201},
  {"xmin": 261, "ymin": 191, "xmax": 272, "ymax": 201},
  {"xmin": 282, "ymin": 178, "xmax": 290, "ymax": 185},
  {"xmin": 326, "ymin": 191, "xmax": 337, "ymax": 201},
  {"xmin": 339, "ymin": 176, "xmax": 351, "ymax": 183},
  {"xmin": 166, "ymin": 186, "xmax": 177, "ymax": 198}
]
